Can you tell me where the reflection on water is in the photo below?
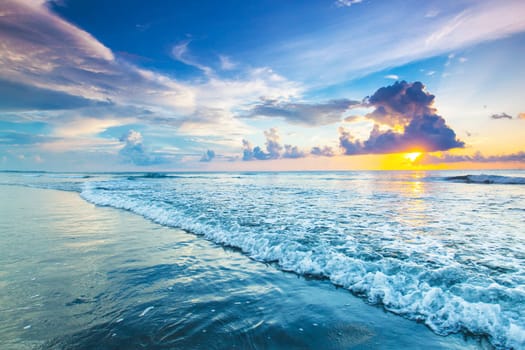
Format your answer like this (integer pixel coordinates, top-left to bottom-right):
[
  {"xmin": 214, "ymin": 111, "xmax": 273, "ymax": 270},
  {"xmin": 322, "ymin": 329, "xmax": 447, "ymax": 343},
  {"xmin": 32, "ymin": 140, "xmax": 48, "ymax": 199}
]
[{"xmin": 0, "ymin": 185, "xmax": 485, "ymax": 350}]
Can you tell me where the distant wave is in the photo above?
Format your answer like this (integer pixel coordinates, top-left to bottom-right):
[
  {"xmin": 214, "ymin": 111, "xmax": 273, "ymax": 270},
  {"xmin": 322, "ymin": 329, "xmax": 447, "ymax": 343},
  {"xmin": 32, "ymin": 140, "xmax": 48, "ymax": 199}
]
[
  {"xmin": 45, "ymin": 174, "xmax": 92, "ymax": 179},
  {"xmin": 127, "ymin": 172, "xmax": 172, "ymax": 180},
  {"xmin": 445, "ymin": 174, "xmax": 525, "ymax": 185},
  {"xmin": 126, "ymin": 173, "xmax": 221, "ymax": 180}
]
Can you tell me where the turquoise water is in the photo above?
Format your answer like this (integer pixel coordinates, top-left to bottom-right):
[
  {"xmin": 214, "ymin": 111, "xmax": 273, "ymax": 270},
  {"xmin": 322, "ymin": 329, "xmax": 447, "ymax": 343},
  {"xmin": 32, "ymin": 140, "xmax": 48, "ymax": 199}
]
[{"xmin": 1, "ymin": 170, "xmax": 524, "ymax": 349}]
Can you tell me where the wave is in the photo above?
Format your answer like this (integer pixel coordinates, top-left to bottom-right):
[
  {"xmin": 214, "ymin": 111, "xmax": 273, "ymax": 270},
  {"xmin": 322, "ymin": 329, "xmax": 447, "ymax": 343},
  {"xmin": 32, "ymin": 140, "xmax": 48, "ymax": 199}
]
[
  {"xmin": 127, "ymin": 172, "xmax": 172, "ymax": 180},
  {"xmin": 445, "ymin": 174, "xmax": 525, "ymax": 185},
  {"xmin": 80, "ymin": 179, "xmax": 525, "ymax": 349},
  {"xmin": 126, "ymin": 173, "xmax": 219, "ymax": 180}
]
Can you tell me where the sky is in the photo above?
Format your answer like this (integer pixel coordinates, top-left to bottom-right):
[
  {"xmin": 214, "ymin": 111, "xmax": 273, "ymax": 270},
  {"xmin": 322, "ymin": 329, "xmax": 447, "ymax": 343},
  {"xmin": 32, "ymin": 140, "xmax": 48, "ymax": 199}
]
[{"xmin": 1, "ymin": 0, "xmax": 524, "ymax": 171}]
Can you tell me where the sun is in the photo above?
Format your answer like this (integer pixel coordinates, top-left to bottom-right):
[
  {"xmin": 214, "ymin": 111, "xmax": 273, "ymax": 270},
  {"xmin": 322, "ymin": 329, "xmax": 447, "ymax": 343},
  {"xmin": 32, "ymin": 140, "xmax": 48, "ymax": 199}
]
[{"xmin": 404, "ymin": 152, "xmax": 422, "ymax": 162}]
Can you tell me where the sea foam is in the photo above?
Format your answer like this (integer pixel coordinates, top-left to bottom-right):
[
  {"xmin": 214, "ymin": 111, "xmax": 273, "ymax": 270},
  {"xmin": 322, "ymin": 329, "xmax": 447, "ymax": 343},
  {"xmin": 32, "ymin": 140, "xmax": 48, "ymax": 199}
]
[{"xmin": 80, "ymin": 175, "xmax": 525, "ymax": 349}]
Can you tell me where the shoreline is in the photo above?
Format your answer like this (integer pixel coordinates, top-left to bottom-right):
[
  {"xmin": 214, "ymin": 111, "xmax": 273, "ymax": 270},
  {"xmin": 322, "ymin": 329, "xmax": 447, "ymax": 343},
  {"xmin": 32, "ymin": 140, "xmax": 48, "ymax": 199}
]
[{"xmin": 0, "ymin": 185, "xmax": 491, "ymax": 349}]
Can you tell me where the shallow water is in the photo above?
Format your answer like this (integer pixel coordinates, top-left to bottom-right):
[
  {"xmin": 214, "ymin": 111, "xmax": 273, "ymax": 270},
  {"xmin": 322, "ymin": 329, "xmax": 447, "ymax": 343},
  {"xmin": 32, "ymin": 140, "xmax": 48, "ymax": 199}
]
[
  {"xmin": 1, "ymin": 170, "xmax": 524, "ymax": 349},
  {"xmin": 0, "ymin": 185, "xmax": 485, "ymax": 350}
]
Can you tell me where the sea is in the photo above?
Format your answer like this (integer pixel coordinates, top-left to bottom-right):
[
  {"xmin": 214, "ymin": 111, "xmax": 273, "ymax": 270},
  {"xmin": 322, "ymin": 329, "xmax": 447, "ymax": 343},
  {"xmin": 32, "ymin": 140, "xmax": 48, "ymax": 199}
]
[{"xmin": 0, "ymin": 170, "xmax": 524, "ymax": 349}]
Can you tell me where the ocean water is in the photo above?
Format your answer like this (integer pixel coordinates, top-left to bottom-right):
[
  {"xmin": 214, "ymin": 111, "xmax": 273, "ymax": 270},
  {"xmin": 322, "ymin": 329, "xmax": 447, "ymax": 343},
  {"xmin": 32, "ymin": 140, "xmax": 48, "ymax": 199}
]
[{"xmin": 1, "ymin": 170, "xmax": 524, "ymax": 349}]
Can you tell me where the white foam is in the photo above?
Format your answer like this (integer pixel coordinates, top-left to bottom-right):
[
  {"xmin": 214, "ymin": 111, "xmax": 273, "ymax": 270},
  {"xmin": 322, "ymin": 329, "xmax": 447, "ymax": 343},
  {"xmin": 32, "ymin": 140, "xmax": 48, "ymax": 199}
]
[
  {"xmin": 79, "ymin": 176, "xmax": 525, "ymax": 349},
  {"xmin": 139, "ymin": 306, "xmax": 154, "ymax": 317}
]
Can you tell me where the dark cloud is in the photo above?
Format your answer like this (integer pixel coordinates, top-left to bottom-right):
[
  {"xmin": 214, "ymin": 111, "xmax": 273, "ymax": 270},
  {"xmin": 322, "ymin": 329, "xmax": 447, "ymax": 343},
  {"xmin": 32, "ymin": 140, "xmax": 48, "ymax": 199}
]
[
  {"xmin": 340, "ymin": 81, "xmax": 464, "ymax": 155},
  {"xmin": 311, "ymin": 146, "xmax": 336, "ymax": 157},
  {"xmin": 364, "ymin": 81, "xmax": 436, "ymax": 126},
  {"xmin": 418, "ymin": 151, "xmax": 525, "ymax": 164},
  {"xmin": 242, "ymin": 128, "xmax": 306, "ymax": 161},
  {"xmin": 119, "ymin": 130, "xmax": 165, "ymax": 166},
  {"xmin": 490, "ymin": 113, "xmax": 513, "ymax": 120},
  {"xmin": 242, "ymin": 98, "xmax": 360, "ymax": 126},
  {"xmin": 200, "ymin": 149, "xmax": 215, "ymax": 162},
  {"xmin": 339, "ymin": 127, "xmax": 364, "ymax": 155}
]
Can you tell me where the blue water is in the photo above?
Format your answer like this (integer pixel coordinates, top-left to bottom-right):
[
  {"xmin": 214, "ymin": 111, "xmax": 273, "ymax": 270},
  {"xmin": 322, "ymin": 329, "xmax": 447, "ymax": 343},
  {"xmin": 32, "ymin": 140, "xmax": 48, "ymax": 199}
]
[{"xmin": 1, "ymin": 170, "xmax": 524, "ymax": 349}]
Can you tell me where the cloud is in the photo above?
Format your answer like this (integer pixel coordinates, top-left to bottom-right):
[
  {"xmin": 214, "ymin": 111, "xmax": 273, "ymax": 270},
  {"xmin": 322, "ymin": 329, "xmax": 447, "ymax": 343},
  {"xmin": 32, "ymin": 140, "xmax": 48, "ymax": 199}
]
[
  {"xmin": 219, "ymin": 55, "xmax": 236, "ymax": 70},
  {"xmin": 0, "ymin": 0, "xmax": 197, "ymax": 112},
  {"xmin": 0, "ymin": 131, "xmax": 56, "ymax": 145},
  {"xmin": 519, "ymin": 113, "xmax": 525, "ymax": 120},
  {"xmin": 243, "ymin": 98, "xmax": 359, "ymax": 126},
  {"xmin": 384, "ymin": 74, "xmax": 399, "ymax": 80},
  {"xmin": 364, "ymin": 81, "xmax": 435, "ymax": 126},
  {"xmin": 283, "ymin": 144, "xmax": 306, "ymax": 159},
  {"xmin": 264, "ymin": 128, "xmax": 283, "ymax": 158},
  {"xmin": 418, "ymin": 151, "xmax": 525, "ymax": 164},
  {"xmin": 425, "ymin": 9, "xmax": 440, "ymax": 18},
  {"xmin": 335, "ymin": 0, "xmax": 363, "ymax": 7},
  {"xmin": 338, "ymin": 127, "xmax": 364, "ymax": 155},
  {"xmin": 53, "ymin": 117, "xmax": 132, "ymax": 137},
  {"xmin": 490, "ymin": 113, "xmax": 513, "ymax": 120},
  {"xmin": 0, "ymin": 79, "xmax": 108, "ymax": 111},
  {"xmin": 339, "ymin": 81, "xmax": 464, "ymax": 155},
  {"xmin": 242, "ymin": 128, "xmax": 306, "ymax": 161},
  {"xmin": 200, "ymin": 149, "xmax": 215, "ymax": 162},
  {"xmin": 311, "ymin": 146, "xmax": 336, "ymax": 157},
  {"xmin": 0, "ymin": 1, "xmax": 299, "ymax": 129},
  {"xmin": 119, "ymin": 130, "xmax": 165, "ymax": 166},
  {"xmin": 272, "ymin": 1, "xmax": 525, "ymax": 86},
  {"xmin": 171, "ymin": 40, "xmax": 213, "ymax": 76}
]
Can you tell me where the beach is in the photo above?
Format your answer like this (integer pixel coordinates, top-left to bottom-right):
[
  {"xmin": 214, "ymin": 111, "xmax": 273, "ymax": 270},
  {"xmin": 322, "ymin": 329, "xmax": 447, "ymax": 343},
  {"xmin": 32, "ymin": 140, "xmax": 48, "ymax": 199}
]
[{"xmin": 0, "ymin": 184, "xmax": 490, "ymax": 349}]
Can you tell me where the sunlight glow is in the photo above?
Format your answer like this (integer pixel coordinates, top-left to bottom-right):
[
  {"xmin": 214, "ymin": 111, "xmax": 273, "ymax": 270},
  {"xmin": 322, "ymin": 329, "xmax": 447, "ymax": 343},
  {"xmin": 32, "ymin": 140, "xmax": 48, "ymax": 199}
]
[{"xmin": 404, "ymin": 152, "xmax": 422, "ymax": 162}]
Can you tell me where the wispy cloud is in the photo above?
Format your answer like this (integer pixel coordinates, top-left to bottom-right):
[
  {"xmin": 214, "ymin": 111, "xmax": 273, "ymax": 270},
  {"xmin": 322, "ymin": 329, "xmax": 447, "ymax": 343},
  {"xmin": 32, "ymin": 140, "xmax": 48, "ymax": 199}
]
[
  {"xmin": 335, "ymin": 0, "xmax": 363, "ymax": 8},
  {"xmin": 272, "ymin": 0, "xmax": 525, "ymax": 85},
  {"xmin": 242, "ymin": 98, "xmax": 359, "ymax": 126},
  {"xmin": 418, "ymin": 151, "xmax": 525, "ymax": 164},
  {"xmin": 0, "ymin": 131, "xmax": 56, "ymax": 145},
  {"xmin": 384, "ymin": 74, "xmax": 399, "ymax": 80},
  {"xmin": 171, "ymin": 40, "xmax": 213, "ymax": 76},
  {"xmin": 219, "ymin": 55, "xmax": 236, "ymax": 70},
  {"xmin": 490, "ymin": 113, "xmax": 513, "ymax": 120},
  {"xmin": 0, "ymin": 0, "xmax": 301, "ymax": 155}
]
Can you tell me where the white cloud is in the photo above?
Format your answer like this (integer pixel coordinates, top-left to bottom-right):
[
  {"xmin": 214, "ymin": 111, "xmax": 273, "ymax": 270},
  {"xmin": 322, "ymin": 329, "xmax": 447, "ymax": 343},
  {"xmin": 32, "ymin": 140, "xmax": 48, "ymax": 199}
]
[
  {"xmin": 424, "ymin": 9, "xmax": 440, "ymax": 18},
  {"xmin": 171, "ymin": 40, "xmax": 213, "ymax": 76},
  {"xmin": 0, "ymin": 0, "xmax": 302, "ymax": 152},
  {"xmin": 335, "ymin": 0, "xmax": 363, "ymax": 7},
  {"xmin": 272, "ymin": 0, "xmax": 525, "ymax": 86},
  {"xmin": 53, "ymin": 117, "xmax": 133, "ymax": 137},
  {"xmin": 219, "ymin": 55, "xmax": 236, "ymax": 70},
  {"xmin": 384, "ymin": 74, "xmax": 399, "ymax": 80}
]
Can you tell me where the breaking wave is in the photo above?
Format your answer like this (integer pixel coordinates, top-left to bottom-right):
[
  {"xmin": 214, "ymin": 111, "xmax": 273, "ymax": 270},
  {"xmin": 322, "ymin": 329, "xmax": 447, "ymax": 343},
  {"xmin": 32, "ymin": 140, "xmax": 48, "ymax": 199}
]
[
  {"xmin": 79, "ymin": 176, "xmax": 525, "ymax": 349},
  {"xmin": 445, "ymin": 174, "xmax": 525, "ymax": 185}
]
